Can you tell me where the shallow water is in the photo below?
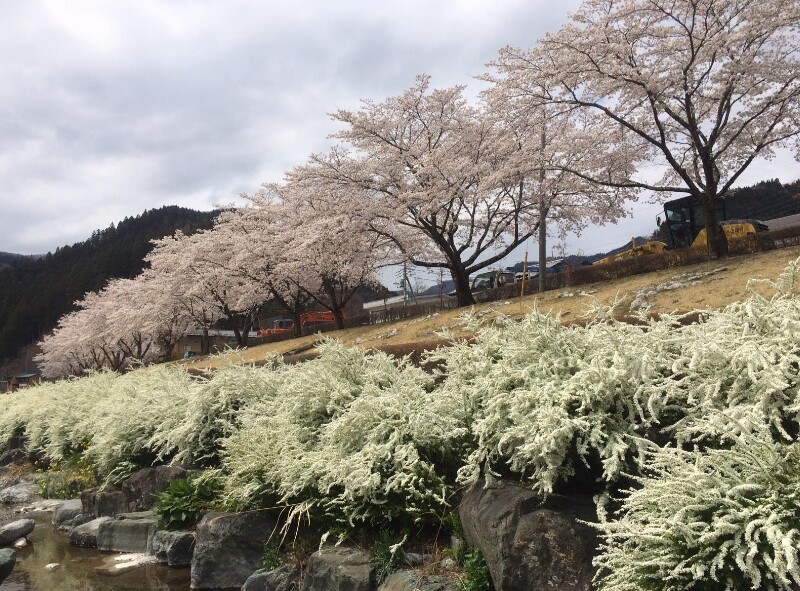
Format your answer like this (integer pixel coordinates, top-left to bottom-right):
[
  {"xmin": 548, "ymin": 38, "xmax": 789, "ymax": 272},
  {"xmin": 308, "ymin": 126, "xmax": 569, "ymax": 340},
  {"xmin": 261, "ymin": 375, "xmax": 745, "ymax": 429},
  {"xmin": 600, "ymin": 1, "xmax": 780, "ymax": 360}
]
[{"xmin": 0, "ymin": 512, "xmax": 191, "ymax": 591}]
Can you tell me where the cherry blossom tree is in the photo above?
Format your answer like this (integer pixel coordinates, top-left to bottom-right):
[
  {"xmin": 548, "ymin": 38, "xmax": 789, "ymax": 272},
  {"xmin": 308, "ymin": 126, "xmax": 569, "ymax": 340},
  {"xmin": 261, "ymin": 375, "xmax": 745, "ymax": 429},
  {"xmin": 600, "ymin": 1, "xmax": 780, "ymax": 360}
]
[
  {"xmin": 221, "ymin": 182, "xmax": 380, "ymax": 331},
  {"xmin": 281, "ymin": 180, "xmax": 382, "ymax": 329},
  {"xmin": 147, "ymin": 228, "xmax": 268, "ymax": 348},
  {"xmin": 211, "ymin": 189, "xmax": 313, "ymax": 337},
  {"xmin": 35, "ymin": 283, "xmax": 164, "ymax": 379},
  {"xmin": 36, "ymin": 306, "xmax": 108, "ymax": 379},
  {"xmin": 293, "ymin": 76, "xmax": 544, "ymax": 307},
  {"xmin": 494, "ymin": 0, "xmax": 800, "ymax": 258},
  {"xmin": 103, "ymin": 274, "xmax": 191, "ymax": 362}
]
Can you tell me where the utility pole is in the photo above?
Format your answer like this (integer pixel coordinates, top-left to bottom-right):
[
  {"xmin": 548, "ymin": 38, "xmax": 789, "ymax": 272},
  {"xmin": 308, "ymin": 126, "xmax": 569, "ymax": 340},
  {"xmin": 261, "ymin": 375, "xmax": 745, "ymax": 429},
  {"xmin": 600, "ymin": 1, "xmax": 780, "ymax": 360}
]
[
  {"xmin": 538, "ymin": 125, "xmax": 547, "ymax": 294},
  {"xmin": 397, "ymin": 262, "xmax": 418, "ymax": 306}
]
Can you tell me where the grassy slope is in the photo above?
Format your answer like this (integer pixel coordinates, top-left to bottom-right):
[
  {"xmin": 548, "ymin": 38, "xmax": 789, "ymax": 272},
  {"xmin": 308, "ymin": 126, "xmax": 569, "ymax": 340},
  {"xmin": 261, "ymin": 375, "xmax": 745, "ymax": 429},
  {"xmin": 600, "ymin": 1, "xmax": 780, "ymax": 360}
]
[{"xmin": 186, "ymin": 244, "xmax": 800, "ymax": 370}]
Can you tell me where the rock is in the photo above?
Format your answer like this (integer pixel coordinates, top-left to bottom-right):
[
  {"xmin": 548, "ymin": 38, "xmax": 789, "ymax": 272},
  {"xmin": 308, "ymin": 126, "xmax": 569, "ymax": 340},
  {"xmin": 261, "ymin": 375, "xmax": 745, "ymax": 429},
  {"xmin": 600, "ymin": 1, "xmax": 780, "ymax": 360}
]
[
  {"xmin": 97, "ymin": 512, "xmax": 158, "ymax": 554},
  {"xmin": 0, "ymin": 549, "xmax": 14, "ymax": 583},
  {"xmin": 0, "ymin": 518, "xmax": 35, "ymax": 545},
  {"xmin": 61, "ymin": 512, "xmax": 94, "ymax": 531},
  {"xmin": 458, "ymin": 480, "xmax": 597, "ymax": 591},
  {"xmin": 12, "ymin": 538, "xmax": 27, "ymax": 548},
  {"xmin": 0, "ymin": 482, "xmax": 39, "ymax": 504},
  {"xmin": 122, "ymin": 465, "xmax": 187, "ymax": 512},
  {"xmin": 95, "ymin": 553, "xmax": 157, "ymax": 575},
  {"xmin": 404, "ymin": 552, "xmax": 432, "ymax": 567},
  {"xmin": 301, "ymin": 546, "xmax": 374, "ymax": 591},
  {"xmin": 52, "ymin": 499, "xmax": 83, "ymax": 527},
  {"xmin": 69, "ymin": 516, "xmax": 111, "ymax": 548},
  {"xmin": 20, "ymin": 499, "xmax": 61, "ymax": 513},
  {"xmin": 44, "ymin": 562, "xmax": 60, "ymax": 571},
  {"xmin": 150, "ymin": 529, "xmax": 196, "ymax": 567},
  {"xmin": 379, "ymin": 570, "xmax": 461, "ymax": 591},
  {"xmin": 190, "ymin": 511, "xmax": 275, "ymax": 590},
  {"xmin": 3, "ymin": 436, "xmax": 24, "ymax": 452},
  {"xmin": 81, "ymin": 486, "xmax": 127, "ymax": 518},
  {"xmin": 0, "ymin": 449, "xmax": 26, "ymax": 467},
  {"xmin": 242, "ymin": 564, "xmax": 301, "ymax": 591}
]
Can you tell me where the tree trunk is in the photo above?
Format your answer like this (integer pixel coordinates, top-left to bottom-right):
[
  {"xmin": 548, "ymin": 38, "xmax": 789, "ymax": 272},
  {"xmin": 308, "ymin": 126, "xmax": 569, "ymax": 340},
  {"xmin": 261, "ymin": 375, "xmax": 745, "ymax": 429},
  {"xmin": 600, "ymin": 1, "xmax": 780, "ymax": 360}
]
[
  {"xmin": 451, "ymin": 268, "xmax": 475, "ymax": 307},
  {"xmin": 321, "ymin": 280, "xmax": 347, "ymax": 329},
  {"xmin": 700, "ymin": 194, "xmax": 724, "ymax": 259},
  {"xmin": 538, "ymin": 207, "xmax": 547, "ymax": 294},
  {"xmin": 292, "ymin": 311, "xmax": 303, "ymax": 337},
  {"xmin": 201, "ymin": 327, "xmax": 209, "ymax": 355}
]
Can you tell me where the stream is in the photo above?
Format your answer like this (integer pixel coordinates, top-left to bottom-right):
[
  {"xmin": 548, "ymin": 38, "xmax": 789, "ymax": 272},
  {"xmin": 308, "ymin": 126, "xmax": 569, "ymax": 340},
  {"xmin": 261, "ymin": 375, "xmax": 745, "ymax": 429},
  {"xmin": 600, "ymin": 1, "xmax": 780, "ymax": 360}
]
[{"xmin": 0, "ymin": 511, "xmax": 191, "ymax": 591}]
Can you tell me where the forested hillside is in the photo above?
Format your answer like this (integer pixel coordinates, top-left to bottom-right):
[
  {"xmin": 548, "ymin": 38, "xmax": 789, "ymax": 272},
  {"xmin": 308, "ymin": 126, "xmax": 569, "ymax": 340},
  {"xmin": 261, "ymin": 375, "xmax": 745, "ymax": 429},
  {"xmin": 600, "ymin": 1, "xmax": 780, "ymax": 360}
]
[
  {"xmin": 0, "ymin": 206, "xmax": 216, "ymax": 362},
  {"xmin": 726, "ymin": 178, "xmax": 800, "ymax": 220}
]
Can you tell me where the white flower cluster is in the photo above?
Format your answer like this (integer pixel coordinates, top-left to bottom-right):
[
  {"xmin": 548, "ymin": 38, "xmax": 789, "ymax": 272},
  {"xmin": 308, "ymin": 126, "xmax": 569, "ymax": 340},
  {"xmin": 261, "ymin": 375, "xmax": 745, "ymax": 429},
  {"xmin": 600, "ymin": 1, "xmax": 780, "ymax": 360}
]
[
  {"xmin": 219, "ymin": 341, "xmax": 461, "ymax": 525},
  {"xmin": 594, "ymin": 419, "xmax": 800, "ymax": 591}
]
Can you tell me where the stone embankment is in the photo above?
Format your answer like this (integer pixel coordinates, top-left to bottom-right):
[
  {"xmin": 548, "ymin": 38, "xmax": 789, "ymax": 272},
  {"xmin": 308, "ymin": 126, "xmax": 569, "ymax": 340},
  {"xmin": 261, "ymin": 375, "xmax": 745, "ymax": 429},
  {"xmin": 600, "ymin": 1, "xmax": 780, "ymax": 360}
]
[{"xmin": 0, "ymin": 437, "xmax": 597, "ymax": 591}]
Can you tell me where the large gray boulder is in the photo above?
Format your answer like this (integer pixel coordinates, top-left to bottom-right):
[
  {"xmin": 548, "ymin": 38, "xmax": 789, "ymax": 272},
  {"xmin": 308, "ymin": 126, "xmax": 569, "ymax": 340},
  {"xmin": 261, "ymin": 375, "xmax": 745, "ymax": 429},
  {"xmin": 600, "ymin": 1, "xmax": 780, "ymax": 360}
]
[
  {"xmin": 190, "ymin": 511, "xmax": 275, "ymax": 590},
  {"xmin": 151, "ymin": 529, "xmax": 196, "ymax": 567},
  {"xmin": 0, "ymin": 482, "xmax": 39, "ymax": 504},
  {"xmin": 81, "ymin": 486, "xmax": 127, "ymax": 518},
  {"xmin": 69, "ymin": 516, "xmax": 111, "ymax": 548},
  {"xmin": 97, "ymin": 511, "xmax": 158, "ymax": 554},
  {"xmin": 459, "ymin": 480, "xmax": 597, "ymax": 591},
  {"xmin": 0, "ymin": 548, "xmax": 15, "ymax": 584},
  {"xmin": 242, "ymin": 564, "xmax": 301, "ymax": 591},
  {"xmin": 0, "ymin": 519, "xmax": 35, "ymax": 546},
  {"xmin": 52, "ymin": 499, "xmax": 83, "ymax": 527},
  {"xmin": 379, "ymin": 571, "xmax": 460, "ymax": 591},
  {"xmin": 301, "ymin": 546, "xmax": 374, "ymax": 591},
  {"xmin": 122, "ymin": 465, "xmax": 187, "ymax": 512},
  {"xmin": 0, "ymin": 449, "xmax": 26, "ymax": 467}
]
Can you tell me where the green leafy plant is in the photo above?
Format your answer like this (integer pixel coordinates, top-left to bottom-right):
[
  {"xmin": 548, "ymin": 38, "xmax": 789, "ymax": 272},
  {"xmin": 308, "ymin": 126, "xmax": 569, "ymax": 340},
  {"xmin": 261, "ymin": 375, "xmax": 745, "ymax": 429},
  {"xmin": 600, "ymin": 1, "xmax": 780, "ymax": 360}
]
[
  {"xmin": 461, "ymin": 548, "xmax": 491, "ymax": 591},
  {"xmin": 371, "ymin": 530, "xmax": 407, "ymax": 585},
  {"xmin": 261, "ymin": 540, "xmax": 283, "ymax": 571},
  {"xmin": 154, "ymin": 473, "xmax": 221, "ymax": 530}
]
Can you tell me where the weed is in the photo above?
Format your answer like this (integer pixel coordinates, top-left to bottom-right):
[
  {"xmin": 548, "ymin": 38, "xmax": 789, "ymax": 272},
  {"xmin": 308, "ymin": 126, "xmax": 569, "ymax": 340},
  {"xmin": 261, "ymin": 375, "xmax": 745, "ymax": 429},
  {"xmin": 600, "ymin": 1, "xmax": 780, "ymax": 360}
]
[
  {"xmin": 371, "ymin": 530, "xmax": 407, "ymax": 585},
  {"xmin": 100, "ymin": 460, "xmax": 139, "ymax": 489},
  {"xmin": 261, "ymin": 540, "xmax": 283, "ymax": 571},
  {"xmin": 37, "ymin": 455, "xmax": 98, "ymax": 499}
]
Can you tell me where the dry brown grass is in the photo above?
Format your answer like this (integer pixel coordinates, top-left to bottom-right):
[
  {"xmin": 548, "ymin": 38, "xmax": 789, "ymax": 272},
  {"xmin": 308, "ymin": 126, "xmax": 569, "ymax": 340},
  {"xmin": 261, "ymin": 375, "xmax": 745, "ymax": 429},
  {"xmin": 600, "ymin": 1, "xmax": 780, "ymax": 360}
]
[{"xmin": 184, "ymin": 245, "xmax": 800, "ymax": 371}]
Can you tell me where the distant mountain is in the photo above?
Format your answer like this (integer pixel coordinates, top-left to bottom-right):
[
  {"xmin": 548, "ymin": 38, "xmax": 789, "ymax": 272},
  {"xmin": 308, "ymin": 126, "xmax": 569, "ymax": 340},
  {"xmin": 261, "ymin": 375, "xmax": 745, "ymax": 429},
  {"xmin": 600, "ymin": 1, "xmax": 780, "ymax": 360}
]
[
  {"xmin": 0, "ymin": 252, "xmax": 41, "ymax": 269},
  {"xmin": 0, "ymin": 206, "xmax": 217, "ymax": 363},
  {"xmin": 418, "ymin": 280, "xmax": 455, "ymax": 297}
]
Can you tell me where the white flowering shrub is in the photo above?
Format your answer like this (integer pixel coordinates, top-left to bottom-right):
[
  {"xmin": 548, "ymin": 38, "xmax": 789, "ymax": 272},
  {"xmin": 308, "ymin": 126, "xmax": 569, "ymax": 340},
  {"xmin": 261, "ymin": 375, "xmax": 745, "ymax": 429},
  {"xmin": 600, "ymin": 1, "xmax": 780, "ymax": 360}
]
[
  {"xmin": 0, "ymin": 363, "xmax": 257, "ymax": 471},
  {"xmin": 146, "ymin": 362, "xmax": 281, "ymax": 466},
  {"xmin": 594, "ymin": 415, "xmax": 800, "ymax": 591},
  {"xmin": 220, "ymin": 340, "xmax": 466, "ymax": 525},
  {"xmin": 433, "ymin": 310, "xmax": 677, "ymax": 493},
  {"xmin": 437, "ymin": 258, "xmax": 800, "ymax": 495}
]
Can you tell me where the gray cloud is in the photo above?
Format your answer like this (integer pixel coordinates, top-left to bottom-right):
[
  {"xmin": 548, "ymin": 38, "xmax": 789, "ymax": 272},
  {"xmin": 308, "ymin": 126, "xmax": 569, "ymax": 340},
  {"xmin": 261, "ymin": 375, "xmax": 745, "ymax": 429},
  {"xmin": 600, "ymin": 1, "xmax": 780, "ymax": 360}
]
[{"xmin": 0, "ymin": 0, "xmax": 796, "ymax": 259}]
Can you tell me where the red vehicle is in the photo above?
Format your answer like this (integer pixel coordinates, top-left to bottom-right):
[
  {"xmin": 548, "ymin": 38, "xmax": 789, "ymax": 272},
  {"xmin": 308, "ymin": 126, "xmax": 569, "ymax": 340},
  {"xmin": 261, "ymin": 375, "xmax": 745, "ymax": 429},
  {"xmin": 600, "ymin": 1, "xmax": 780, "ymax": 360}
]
[{"xmin": 258, "ymin": 311, "xmax": 345, "ymax": 337}]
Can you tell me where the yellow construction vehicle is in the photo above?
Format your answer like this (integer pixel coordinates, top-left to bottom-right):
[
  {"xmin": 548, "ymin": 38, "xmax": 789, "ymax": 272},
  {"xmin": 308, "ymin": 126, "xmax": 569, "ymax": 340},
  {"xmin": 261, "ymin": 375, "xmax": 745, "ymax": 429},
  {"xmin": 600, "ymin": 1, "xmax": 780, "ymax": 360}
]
[
  {"xmin": 661, "ymin": 195, "xmax": 768, "ymax": 250},
  {"xmin": 593, "ymin": 238, "xmax": 669, "ymax": 266}
]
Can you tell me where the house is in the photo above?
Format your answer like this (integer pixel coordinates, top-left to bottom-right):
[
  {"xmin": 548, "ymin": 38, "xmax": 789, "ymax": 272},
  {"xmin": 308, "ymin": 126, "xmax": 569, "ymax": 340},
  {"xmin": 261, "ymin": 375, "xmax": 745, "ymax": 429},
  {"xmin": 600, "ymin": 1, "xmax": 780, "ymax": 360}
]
[{"xmin": 2, "ymin": 373, "xmax": 41, "ymax": 393}]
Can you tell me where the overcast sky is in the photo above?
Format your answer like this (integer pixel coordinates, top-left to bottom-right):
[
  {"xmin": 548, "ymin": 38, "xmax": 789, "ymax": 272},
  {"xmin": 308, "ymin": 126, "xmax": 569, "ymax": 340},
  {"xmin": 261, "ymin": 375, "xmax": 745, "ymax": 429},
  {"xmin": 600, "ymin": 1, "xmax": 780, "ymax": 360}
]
[{"xmin": 1, "ymin": 1, "xmax": 798, "ymax": 265}]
